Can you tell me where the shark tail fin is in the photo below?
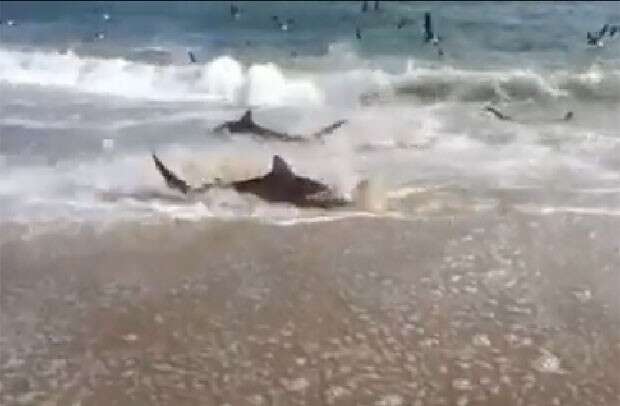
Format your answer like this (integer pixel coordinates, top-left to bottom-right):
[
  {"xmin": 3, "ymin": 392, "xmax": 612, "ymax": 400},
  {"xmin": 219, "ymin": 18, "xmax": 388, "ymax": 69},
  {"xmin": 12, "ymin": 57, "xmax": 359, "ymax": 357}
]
[
  {"xmin": 152, "ymin": 154, "xmax": 192, "ymax": 194},
  {"xmin": 311, "ymin": 119, "xmax": 348, "ymax": 139}
]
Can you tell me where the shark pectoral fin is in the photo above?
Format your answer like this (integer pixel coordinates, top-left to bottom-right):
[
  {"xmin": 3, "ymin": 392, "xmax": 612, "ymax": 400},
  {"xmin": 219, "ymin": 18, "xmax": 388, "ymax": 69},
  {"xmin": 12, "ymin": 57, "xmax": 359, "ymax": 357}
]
[{"xmin": 152, "ymin": 154, "xmax": 191, "ymax": 194}]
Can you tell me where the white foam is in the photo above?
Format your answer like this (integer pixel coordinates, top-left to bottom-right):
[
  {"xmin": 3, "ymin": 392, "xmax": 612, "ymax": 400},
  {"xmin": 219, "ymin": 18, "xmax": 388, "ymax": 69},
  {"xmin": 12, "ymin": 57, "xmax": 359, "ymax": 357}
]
[
  {"xmin": 102, "ymin": 138, "xmax": 114, "ymax": 152},
  {"xmin": 4, "ymin": 45, "xmax": 618, "ymax": 113},
  {"xmin": 393, "ymin": 63, "xmax": 620, "ymax": 101},
  {"xmin": 245, "ymin": 63, "xmax": 324, "ymax": 107},
  {"xmin": 0, "ymin": 117, "xmax": 79, "ymax": 129},
  {"xmin": 0, "ymin": 47, "xmax": 324, "ymax": 107},
  {"xmin": 387, "ymin": 186, "xmax": 430, "ymax": 199},
  {"xmin": 200, "ymin": 55, "xmax": 244, "ymax": 103},
  {"xmin": 515, "ymin": 204, "xmax": 620, "ymax": 217},
  {"xmin": 266, "ymin": 210, "xmax": 405, "ymax": 227}
]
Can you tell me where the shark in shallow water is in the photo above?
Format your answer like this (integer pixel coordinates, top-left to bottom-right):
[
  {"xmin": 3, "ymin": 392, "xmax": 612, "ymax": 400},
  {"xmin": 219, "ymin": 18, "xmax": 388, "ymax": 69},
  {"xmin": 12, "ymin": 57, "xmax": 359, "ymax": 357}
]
[
  {"xmin": 212, "ymin": 110, "xmax": 348, "ymax": 143},
  {"xmin": 152, "ymin": 154, "xmax": 364, "ymax": 209}
]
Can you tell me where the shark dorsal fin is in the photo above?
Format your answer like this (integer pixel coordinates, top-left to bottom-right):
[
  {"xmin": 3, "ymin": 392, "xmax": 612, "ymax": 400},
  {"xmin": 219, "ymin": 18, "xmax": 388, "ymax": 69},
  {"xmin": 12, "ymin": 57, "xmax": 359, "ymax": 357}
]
[
  {"xmin": 240, "ymin": 110, "xmax": 253, "ymax": 124},
  {"xmin": 270, "ymin": 155, "xmax": 294, "ymax": 178}
]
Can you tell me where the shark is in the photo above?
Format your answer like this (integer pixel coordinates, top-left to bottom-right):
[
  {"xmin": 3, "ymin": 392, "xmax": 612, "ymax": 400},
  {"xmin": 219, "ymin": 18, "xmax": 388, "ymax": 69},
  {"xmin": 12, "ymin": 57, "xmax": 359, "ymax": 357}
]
[
  {"xmin": 212, "ymin": 110, "xmax": 348, "ymax": 143},
  {"xmin": 152, "ymin": 153, "xmax": 363, "ymax": 209}
]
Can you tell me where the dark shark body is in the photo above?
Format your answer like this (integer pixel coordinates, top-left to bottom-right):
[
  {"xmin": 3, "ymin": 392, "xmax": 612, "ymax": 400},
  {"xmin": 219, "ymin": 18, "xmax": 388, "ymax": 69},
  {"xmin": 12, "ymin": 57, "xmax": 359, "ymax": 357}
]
[
  {"xmin": 152, "ymin": 154, "xmax": 352, "ymax": 209},
  {"xmin": 213, "ymin": 110, "xmax": 348, "ymax": 142}
]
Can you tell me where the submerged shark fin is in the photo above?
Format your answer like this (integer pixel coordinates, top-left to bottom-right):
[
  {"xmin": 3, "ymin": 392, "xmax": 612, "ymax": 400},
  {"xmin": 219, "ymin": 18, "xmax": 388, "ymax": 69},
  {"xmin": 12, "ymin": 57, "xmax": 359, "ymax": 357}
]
[
  {"xmin": 270, "ymin": 155, "xmax": 295, "ymax": 178},
  {"xmin": 152, "ymin": 154, "xmax": 191, "ymax": 194}
]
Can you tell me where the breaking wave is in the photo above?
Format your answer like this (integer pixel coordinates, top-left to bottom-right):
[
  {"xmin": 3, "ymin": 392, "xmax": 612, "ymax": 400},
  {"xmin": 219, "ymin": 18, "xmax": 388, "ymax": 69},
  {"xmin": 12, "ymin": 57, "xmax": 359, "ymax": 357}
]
[
  {"xmin": 3, "ymin": 46, "xmax": 620, "ymax": 108},
  {"xmin": 393, "ymin": 61, "xmax": 620, "ymax": 102},
  {"xmin": 0, "ymin": 47, "xmax": 324, "ymax": 106}
]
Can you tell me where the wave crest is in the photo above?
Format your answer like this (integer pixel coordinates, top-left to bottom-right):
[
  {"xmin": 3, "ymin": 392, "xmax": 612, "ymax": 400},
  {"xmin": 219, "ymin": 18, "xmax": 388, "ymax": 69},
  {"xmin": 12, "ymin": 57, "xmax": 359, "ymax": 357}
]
[{"xmin": 0, "ymin": 47, "xmax": 324, "ymax": 106}]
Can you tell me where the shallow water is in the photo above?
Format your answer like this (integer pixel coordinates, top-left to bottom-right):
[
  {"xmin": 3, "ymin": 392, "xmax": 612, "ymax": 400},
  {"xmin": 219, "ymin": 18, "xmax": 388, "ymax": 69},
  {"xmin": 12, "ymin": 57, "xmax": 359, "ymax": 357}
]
[{"xmin": 1, "ymin": 1, "xmax": 620, "ymax": 405}]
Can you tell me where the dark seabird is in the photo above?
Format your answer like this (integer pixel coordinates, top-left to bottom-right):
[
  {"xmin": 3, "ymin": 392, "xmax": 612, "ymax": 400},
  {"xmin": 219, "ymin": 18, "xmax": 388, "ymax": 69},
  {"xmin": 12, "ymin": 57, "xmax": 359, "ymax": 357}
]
[
  {"xmin": 230, "ymin": 4, "xmax": 240, "ymax": 19},
  {"xmin": 484, "ymin": 106, "xmax": 512, "ymax": 121},
  {"xmin": 587, "ymin": 24, "xmax": 610, "ymax": 47},
  {"xmin": 424, "ymin": 12, "xmax": 434, "ymax": 42}
]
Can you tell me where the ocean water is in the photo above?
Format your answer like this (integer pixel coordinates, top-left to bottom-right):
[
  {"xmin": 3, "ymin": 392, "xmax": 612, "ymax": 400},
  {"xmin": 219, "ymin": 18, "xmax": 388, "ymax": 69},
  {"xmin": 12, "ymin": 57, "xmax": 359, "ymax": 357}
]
[
  {"xmin": 1, "ymin": 1, "xmax": 620, "ymax": 223},
  {"xmin": 1, "ymin": 2, "xmax": 620, "ymax": 405}
]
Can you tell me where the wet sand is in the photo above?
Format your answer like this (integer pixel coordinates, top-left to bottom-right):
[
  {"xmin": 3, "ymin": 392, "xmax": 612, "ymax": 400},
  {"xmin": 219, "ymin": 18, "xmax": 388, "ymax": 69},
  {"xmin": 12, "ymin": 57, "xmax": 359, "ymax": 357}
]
[{"xmin": 1, "ymin": 212, "xmax": 620, "ymax": 405}]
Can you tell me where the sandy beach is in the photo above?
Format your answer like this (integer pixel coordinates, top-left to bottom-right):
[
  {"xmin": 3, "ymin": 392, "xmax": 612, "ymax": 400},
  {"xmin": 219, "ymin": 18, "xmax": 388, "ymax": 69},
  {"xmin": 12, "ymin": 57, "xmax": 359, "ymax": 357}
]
[{"xmin": 2, "ymin": 210, "xmax": 619, "ymax": 405}]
